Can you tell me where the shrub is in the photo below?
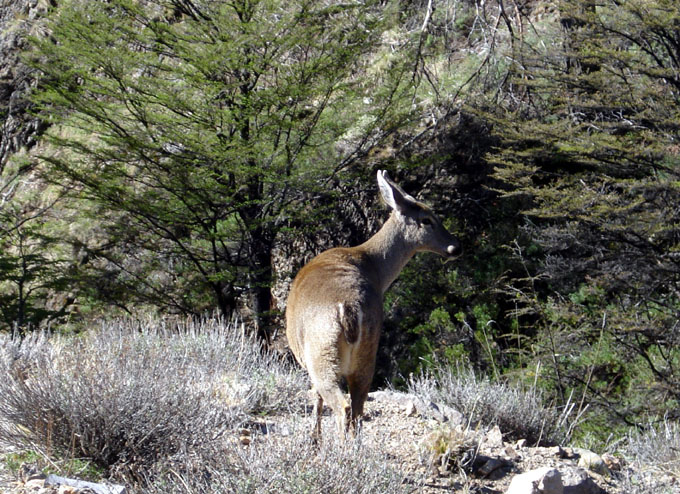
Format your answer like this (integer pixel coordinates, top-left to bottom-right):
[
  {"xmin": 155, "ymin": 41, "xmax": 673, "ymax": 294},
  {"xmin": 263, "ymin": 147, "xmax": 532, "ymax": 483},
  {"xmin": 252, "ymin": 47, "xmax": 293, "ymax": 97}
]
[
  {"xmin": 0, "ymin": 316, "xmax": 306, "ymax": 475},
  {"xmin": 408, "ymin": 365, "xmax": 571, "ymax": 445},
  {"xmin": 618, "ymin": 419, "xmax": 680, "ymax": 494},
  {"xmin": 142, "ymin": 420, "xmax": 409, "ymax": 494}
]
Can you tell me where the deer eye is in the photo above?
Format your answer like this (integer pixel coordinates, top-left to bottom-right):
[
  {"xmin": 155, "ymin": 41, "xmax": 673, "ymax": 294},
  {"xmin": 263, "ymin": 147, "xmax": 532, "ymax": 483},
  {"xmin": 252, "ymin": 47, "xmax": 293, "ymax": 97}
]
[{"xmin": 421, "ymin": 217, "xmax": 433, "ymax": 226}]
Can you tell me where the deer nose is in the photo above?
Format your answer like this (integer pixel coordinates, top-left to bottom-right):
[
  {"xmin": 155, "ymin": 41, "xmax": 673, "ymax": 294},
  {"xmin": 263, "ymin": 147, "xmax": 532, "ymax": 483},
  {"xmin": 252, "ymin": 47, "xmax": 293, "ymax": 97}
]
[{"xmin": 447, "ymin": 242, "xmax": 461, "ymax": 257}]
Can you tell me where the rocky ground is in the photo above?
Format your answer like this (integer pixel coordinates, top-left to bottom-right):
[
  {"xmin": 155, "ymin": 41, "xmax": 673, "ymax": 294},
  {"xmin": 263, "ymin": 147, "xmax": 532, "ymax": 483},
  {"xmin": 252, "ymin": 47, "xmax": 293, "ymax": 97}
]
[
  {"xmin": 342, "ymin": 391, "xmax": 622, "ymax": 494},
  {"xmin": 0, "ymin": 390, "xmax": 649, "ymax": 494}
]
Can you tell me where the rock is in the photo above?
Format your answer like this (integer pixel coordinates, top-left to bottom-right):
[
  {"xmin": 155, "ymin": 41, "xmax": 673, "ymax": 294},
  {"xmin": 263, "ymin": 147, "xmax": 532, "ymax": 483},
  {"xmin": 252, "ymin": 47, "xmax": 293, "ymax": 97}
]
[
  {"xmin": 548, "ymin": 446, "xmax": 566, "ymax": 458},
  {"xmin": 483, "ymin": 425, "xmax": 504, "ymax": 449},
  {"xmin": 431, "ymin": 401, "xmax": 464, "ymax": 425},
  {"xmin": 58, "ymin": 486, "xmax": 80, "ymax": 494},
  {"xmin": 562, "ymin": 467, "xmax": 605, "ymax": 494},
  {"xmin": 19, "ymin": 464, "xmax": 43, "ymax": 482},
  {"xmin": 368, "ymin": 390, "xmax": 464, "ymax": 425},
  {"xmin": 537, "ymin": 469, "xmax": 564, "ymax": 494},
  {"xmin": 506, "ymin": 467, "xmax": 563, "ymax": 494},
  {"xmin": 24, "ymin": 477, "xmax": 46, "ymax": 490},
  {"xmin": 504, "ymin": 445, "xmax": 521, "ymax": 460},
  {"xmin": 538, "ymin": 469, "xmax": 564, "ymax": 494},
  {"xmin": 44, "ymin": 474, "xmax": 126, "ymax": 494},
  {"xmin": 404, "ymin": 400, "xmax": 417, "ymax": 417},
  {"xmin": 575, "ymin": 449, "xmax": 610, "ymax": 476},
  {"xmin": 561, "ymin": 447, "xmax": 578, "ymax": 459},
  {"xmin": 474, "ymin": 455, "xmax": 513, "ymax": 480},
  {"xmin": 601, "ymin": 452, "xmax": 622, "ymax": 472}
]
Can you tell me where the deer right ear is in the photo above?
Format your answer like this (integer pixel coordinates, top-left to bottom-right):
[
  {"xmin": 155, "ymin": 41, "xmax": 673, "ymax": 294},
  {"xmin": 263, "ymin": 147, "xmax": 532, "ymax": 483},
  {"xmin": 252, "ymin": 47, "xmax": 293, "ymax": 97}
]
[{"xmin": 377, "ymin": 170, "xmax": 416, "ymax": 213}]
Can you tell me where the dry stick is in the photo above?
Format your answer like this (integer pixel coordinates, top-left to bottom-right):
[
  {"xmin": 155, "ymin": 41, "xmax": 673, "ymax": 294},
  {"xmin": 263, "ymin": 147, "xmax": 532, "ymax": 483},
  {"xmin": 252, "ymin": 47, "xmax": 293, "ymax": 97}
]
[
  {"xmin": 169, "ymin": 468, "xmax": 192, "ymax": 492},
  {"xmin": 421, "ymin": 0, "xmax": 433, "ymax": 33},
  {"xmin": 445, "ymin": 4, "xmax": 504, "ymax": 115}
]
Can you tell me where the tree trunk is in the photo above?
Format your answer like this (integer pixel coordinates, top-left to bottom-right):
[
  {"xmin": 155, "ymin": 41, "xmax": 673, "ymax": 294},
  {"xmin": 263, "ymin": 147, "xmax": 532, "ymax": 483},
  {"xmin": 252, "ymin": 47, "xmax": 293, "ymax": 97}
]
[{"xmin": 248, "ymin": 226, "xmax": 274, "ymax": 345}]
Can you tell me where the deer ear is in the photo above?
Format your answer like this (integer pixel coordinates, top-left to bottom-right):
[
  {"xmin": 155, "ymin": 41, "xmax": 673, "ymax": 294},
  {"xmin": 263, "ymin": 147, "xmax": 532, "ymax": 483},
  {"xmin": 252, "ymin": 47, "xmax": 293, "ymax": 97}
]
[{"xmin": 377, "ymin": 170, "xmax": 416, "ymax": 213}]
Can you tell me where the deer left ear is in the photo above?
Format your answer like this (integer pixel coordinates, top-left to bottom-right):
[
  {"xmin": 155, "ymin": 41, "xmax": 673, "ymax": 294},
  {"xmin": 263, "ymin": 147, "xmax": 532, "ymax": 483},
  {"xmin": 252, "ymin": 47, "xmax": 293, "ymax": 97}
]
[{"xmin": 377, "ymin": 170, "xmax": 416, "ymax": 214}]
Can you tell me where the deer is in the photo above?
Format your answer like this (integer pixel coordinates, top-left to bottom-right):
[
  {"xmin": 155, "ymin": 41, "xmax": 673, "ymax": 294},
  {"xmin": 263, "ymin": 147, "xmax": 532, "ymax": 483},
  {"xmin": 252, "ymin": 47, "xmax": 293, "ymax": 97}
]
[{"xmin": 285, "ymin": 170, "xmax": 461, "ymax": 440}]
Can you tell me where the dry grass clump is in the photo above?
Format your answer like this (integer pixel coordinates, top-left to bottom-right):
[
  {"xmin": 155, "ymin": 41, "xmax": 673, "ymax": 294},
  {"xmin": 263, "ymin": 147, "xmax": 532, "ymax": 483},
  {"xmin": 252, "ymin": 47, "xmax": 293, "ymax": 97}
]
[
  {"xmin": 0, "ymin": 316, "xmax": 306, "ymax": 476},
  {"xmin": 618, "ymin": 419, "xmax": 680, "ymax": 494},
  {"xmin": 421, "ymin": 424, "xmax": 478, "ymax": 476},
  {"xmin": 408, "ymin": 366, "xmax": 569, "ymax": 445},
  {"xmin": 142, "ymin": 422, "xmax": 410, "ymax": 494}
]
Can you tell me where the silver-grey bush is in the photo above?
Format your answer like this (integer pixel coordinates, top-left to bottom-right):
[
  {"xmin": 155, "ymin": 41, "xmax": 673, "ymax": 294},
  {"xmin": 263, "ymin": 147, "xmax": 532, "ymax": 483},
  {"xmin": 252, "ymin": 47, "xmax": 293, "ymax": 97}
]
[{"xmin": 0, "ymin": 317, "xmax": 305, "ymax": 473}]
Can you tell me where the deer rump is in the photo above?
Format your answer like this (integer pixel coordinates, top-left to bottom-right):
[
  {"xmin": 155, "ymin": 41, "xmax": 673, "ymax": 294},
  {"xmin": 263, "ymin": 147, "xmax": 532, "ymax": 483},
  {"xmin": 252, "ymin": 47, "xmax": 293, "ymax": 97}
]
[{"xmin": 288, "ymin": 248, "xmax": 382, "ymax": 366}]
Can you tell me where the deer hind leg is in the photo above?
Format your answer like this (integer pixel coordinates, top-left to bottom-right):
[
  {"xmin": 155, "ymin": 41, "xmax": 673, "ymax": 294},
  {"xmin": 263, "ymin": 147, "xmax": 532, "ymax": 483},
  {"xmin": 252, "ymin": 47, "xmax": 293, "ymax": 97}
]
[
  {"xmin": 308, "ymin": 356, "xmax": 351, "ymax": 440},
  {"xmin": 311, "ymin": 390, "xmax": 323, "ymax": 442},
  {"xmin": 313, "ymin": 381, "xmax": 350, "ymax": 439}
]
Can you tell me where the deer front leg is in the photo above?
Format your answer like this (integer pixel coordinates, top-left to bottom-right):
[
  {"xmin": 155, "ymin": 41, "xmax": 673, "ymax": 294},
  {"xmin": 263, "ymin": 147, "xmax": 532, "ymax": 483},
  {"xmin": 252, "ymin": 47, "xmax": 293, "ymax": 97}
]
[{"xmin": 347, "ymin": 371, "xmax": 373, "ymax": 436}]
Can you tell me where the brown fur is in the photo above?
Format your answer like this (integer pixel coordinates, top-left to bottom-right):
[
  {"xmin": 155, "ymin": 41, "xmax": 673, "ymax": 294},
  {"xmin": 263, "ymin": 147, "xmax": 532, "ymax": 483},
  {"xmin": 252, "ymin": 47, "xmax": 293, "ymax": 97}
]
[{"xmin": 285, "ymin": 170, "xmax": 460, "ymax": 440}]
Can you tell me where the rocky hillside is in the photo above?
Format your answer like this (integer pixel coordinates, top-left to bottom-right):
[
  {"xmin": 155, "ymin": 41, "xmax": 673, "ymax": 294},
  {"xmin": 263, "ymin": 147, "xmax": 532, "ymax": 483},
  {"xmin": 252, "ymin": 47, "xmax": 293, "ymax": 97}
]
[{"xmin": 0, "ymin": 0, "xmax": 48, "ymax": 166}]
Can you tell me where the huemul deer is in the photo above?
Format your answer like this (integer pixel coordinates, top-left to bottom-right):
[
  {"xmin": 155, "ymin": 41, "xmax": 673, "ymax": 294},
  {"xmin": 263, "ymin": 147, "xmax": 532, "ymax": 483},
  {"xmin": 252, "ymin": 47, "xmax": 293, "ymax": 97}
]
[{"xmin": 286, "ymin": 170, "xmax": 460, "ymax": 440}]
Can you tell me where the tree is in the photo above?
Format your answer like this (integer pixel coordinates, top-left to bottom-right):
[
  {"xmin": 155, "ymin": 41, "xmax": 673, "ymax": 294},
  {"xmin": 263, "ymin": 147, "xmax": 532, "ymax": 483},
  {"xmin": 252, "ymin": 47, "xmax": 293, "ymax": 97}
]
[
  {"xmin": 0, "ymin": 157, "xmax": 73, "ymax": 333},
  {"xmin": 30, "ymin": 0, "xmax": 419, "ymax": 338},
  {"xmin": 482, "ymin": 0, "xmax": 680, "ymax": 430}
]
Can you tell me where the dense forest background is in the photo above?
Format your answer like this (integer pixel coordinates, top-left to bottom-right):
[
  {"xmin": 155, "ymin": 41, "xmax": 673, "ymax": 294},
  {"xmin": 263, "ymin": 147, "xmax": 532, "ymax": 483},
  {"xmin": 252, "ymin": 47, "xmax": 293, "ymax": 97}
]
[{"xmin": 1, "ymin": 0, "xmax": 679, "ymax": 447}]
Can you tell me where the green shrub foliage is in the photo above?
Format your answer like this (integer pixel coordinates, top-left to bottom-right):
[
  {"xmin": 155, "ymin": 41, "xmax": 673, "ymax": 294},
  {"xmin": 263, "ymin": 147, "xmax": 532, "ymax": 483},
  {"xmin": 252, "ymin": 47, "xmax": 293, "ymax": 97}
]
[
  {"xmin": 24, "ymin": 0, "xmax": 419, "ymax": 334},
  {"xmin": 480, "ymin": 0, "xmax": 680, "ymax": 437}
]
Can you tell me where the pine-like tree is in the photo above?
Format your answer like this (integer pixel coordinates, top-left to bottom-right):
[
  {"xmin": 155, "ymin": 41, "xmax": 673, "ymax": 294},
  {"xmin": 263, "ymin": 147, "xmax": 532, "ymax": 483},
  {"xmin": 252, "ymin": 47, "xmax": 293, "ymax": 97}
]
[
  {"xmin": 485, "ymin": 0, "xmax": 680, "ymax": 426},
  {"xmin": 29, "ymin": 0, "xmax": 418, "ymax": 338}
]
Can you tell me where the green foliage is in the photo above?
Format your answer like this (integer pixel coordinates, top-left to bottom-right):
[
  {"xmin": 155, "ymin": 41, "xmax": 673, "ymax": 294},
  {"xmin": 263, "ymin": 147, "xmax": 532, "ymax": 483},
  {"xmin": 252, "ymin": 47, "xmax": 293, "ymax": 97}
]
[
  {"xmin": 0, "ymin": 156, "xmax": 73, "ymax": 333},
  {"xmin": 410, "ymin": 307, "xmax": 467, "ymax": 370},
  {"xmin": 25, "ymin": 0, "xmax": 421, "ymax": 331},
  {"xmin": 4, "ymin": 450, "xmax": 42, "ymax": 474},
  {"xmin": 5, "ymin": 450, "xmax": 106, "ymax": 484},
  {"xmin": 467, "ymin": 0, "xmax": 680, "ymax": 443},
  {"xmin": 380, "ymin": 185, "xmax": 533, "ymax": 384}
]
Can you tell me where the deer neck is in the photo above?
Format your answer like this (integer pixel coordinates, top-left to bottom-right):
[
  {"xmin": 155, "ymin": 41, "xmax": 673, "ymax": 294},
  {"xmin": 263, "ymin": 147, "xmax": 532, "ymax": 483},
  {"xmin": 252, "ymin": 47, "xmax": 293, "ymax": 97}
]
[{"xmin": 358, "ymin": 212, "xmax": 416, "ymax": 294}]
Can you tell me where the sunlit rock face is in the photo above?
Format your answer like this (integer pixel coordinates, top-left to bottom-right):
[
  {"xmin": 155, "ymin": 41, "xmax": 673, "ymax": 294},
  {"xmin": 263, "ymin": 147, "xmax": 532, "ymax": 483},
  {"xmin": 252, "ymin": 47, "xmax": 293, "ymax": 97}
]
[{"xmin": 0, "ymin": 0, "xmax": 50, "ymax": 166}]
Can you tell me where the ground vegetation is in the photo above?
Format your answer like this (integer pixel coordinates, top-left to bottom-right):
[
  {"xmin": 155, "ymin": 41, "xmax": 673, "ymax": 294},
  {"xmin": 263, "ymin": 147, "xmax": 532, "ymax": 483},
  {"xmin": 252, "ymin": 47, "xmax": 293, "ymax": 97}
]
[{"xmin": 0, "ymin": 0, "xmax": 679, "ymax": 448}]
